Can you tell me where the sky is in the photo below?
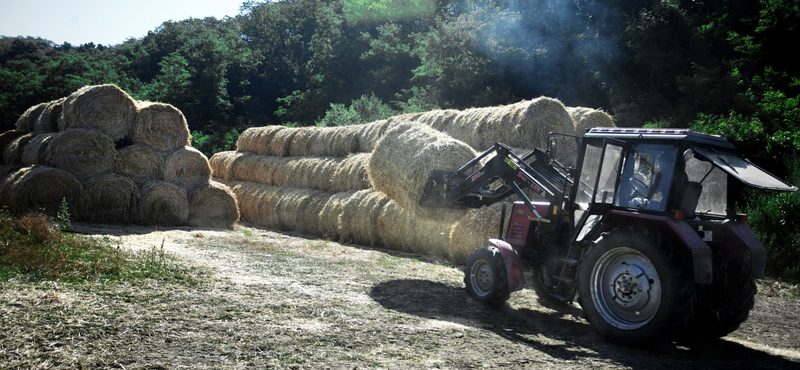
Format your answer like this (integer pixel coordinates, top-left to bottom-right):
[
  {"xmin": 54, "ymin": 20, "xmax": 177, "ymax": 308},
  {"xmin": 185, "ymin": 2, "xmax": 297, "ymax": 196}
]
[{"xmin": 0, "ymin": 0, "xmax": 248, "ymax": 46}]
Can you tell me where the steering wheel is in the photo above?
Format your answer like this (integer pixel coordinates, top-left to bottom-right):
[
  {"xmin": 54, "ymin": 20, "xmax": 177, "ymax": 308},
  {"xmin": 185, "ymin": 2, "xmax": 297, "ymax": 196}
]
[{"xmin": 630, "ymin": 176, "xmax": 650, "ymax": 198}]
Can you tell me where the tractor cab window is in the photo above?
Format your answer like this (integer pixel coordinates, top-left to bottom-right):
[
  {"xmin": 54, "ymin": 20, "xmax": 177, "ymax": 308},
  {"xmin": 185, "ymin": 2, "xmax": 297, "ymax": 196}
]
[
  {"xmin": 616, "ymin": 144, "xmax": 677, "ymax": 212},
  {"xmin": 684, "ymin": 153, "xmax": 727, "ymax": 216},
  {"xmin": 574, "ymin": 141, "xmax": 624, "ymax": 229}
]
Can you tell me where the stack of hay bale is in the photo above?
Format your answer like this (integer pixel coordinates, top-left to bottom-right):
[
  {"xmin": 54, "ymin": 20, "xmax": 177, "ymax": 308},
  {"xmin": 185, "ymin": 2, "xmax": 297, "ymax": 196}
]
[
  {"xmin": 211, "ymin": 96, "xmax": 614, "ymax": 263},
  {"xmin": 0, "ymin": 84, "xmax": 238, "ymax": 229}
]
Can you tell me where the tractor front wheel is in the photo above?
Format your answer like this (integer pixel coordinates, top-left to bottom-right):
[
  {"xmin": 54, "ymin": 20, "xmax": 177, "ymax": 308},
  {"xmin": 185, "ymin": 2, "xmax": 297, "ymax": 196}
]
[{"xmin": 464, "ymin": 246, "xmax": 509, "ymax": 307}]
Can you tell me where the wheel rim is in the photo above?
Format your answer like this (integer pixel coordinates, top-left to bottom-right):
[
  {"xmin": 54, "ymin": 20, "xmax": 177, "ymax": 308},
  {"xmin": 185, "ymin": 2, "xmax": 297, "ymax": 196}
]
[
  {"xmin": 590, "ymin": 247, "xmax": 662, "ymax": 330},
  {"xmin": 470, "ymin": 260, "xmax": 494, "ymax": 297}
]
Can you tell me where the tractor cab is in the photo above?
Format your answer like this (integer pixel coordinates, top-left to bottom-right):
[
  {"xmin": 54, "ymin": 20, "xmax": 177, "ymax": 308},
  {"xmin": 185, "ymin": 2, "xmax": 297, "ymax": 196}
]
[{"xmin": 569, "ymin": 128, "xmax": 796, "ymax": 244}]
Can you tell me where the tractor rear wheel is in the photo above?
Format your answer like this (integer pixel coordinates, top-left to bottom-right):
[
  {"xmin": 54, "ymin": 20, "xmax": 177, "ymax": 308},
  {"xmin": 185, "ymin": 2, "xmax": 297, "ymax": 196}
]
[
  {"xmin": 464, "ymin": 246, "xmax": 509, "ymax": 307},
  {"xmin": 682, "ymin": 252, "xmax": 756, "ymax": 341},
  {"xmin": 577, "ymin": 228, "xmax": 695, "ymax": 348}
]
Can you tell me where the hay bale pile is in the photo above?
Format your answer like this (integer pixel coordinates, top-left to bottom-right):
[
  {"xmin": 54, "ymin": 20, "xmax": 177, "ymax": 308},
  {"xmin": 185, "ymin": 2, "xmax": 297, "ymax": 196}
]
[
  {"xmin": 212, "ymin": 121, "xmax": 464, "ymax": 259},
  {"xmin": 0, "ymin": 84, "xmax": 237, "ymax": 228},
  {"xmin": 212, "ymin": 98, "xmax": 613, "ymax": 263}
]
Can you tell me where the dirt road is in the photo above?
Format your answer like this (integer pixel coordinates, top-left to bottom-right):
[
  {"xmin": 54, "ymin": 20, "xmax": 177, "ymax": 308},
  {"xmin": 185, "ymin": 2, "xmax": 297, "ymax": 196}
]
[{"xmin": 2, "ymin": 222, "xmax": 799, "ymax": 369}]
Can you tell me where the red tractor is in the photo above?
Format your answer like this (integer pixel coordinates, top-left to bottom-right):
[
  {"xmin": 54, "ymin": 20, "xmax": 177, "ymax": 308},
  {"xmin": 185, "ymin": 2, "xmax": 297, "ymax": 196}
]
[{"xmin": 421, "ymin": 128, "xmax": 796, "ymax": 347}]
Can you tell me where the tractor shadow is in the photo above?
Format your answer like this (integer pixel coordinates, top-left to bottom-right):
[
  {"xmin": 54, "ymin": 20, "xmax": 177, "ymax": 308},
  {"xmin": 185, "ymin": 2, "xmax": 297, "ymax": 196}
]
[{"xmin": 369, "ymin": 279, "xmax": 799, "ymax": 370}]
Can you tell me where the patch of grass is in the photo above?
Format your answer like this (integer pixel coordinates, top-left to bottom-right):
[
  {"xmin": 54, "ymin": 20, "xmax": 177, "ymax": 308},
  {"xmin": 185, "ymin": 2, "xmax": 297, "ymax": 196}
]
[{"xmin": 0, "ymin": 213, "xmax": 204, "ymax": 285}]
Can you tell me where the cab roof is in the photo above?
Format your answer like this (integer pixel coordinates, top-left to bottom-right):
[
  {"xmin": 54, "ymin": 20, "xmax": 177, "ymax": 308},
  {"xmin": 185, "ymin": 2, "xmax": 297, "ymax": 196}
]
[{"xmin": 583, "ymin": 127, "xmax": 734, "ymax": 149}]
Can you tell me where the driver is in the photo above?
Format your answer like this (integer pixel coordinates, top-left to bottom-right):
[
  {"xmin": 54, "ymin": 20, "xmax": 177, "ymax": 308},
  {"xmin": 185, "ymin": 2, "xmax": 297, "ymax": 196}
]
[{"xmin": 629, "ymin": 152, "xmax": 672, "ymax": 210}]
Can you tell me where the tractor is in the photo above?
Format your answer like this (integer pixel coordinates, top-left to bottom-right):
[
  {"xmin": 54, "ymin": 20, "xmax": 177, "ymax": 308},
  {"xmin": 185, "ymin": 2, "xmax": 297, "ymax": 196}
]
[{"xmin": 420, "ymin": 127, "xmax": 797, "ymax": 347}]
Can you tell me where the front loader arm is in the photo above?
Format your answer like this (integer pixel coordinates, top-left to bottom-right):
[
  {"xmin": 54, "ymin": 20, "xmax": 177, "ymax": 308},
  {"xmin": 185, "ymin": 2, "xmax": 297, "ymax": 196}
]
[{"xmin": 420, "ymin": 143, "xmax": 571, "ymax": 217}]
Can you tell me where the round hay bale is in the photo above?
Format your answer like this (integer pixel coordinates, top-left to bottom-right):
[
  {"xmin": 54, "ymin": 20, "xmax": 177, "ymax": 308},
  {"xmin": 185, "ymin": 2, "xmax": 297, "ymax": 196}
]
[
  {"xmin": 268, "ymin": 128, "xmax": 299, "ymax": 157},
  {"xmin": 568, "ymin": 106, "xmax": 615, "ymax": 135},
  {"xmin": 49, "ymin": 129, "xmax": 119, "ymax": 179},
  {"xmin": 356, "ymin": 120, "xmax": 391, "ymax": 152},
  {"xmin": 318, "ymin": 190, "xmax": 357, "ymax": 240},
  {"xmin": 509, "ymin": 97, "xmax": 574, "ymax": 149},
  {"xmin": 131, "ymin": 102, "xmax": 191, "ymax": 152},
  {"xmin": 306, "ymin": 125, "xmax": 361, "ymax": 157},
  {"xmin": 338, "ymin": 189, "xmax": 389, "ymax": 247},
  {"xmin": 83, "ymin": 173, "xmax": 139, "ymax": 224},
  {"xmin": 274, "ymin": 187, "xmax": 330, "ymax": 235},
  {"xmin": 236, "ymin": 126, "xmax": 285, "ymax": 155},
  {"xmin": 331, "ymin": 125, "xmax": 361, "ymax": 156},
  {"xmin": 186, "ymin": 180, "xmax": 239, "ymax": 229},
  {"xmin": 305, "ymin": 157, "xmax": 344, "ymax": 191},
  {"xmin": 21, "ymin": 133, "xmax": 57, "ymax": 165},
  {"xmin": 1, "ymin": 166, "xmax": 86, "ymax": 219},
  {"xmin": 448, "ymin": 202, "xmax": 511, "ymax": 264},
  {"xmin": 415, "ymin": 109, "xmax": 459, "ymax": 132},
  {"xmin": 59, "ymin": 84, "xmax": 137, "ymax": 141},
  {"xmin": 230, "ymin": 153, "xmax": 283, "ymax": 185},
  {"xmin": 375, "ymin": 200, "xmax": 454, "ymax": 258},
  {"xmin": 208, "ymin": 150, "xmax": 241, "ymax": 180},
  {"xmin": 14, "ymin": 102, "xmax": 48, "ymax": 133},
  {"xmin": 367, "ymin": 121, "xmax": 476, "ymax": 222},
  {"xmin": 288, "ymin": 127, "xmax": 317, "ymax": 157},
  {"xmin": 0, "ymin": 165, "xmax": 24, "ymax": 209},
  {"xmin": 0, "ymin": 165, "xmax": 20, "ymax": 179},
  {"xmin": 374, "ymin": 200, "xmax": 417, "ymax": 252},
  {"xmin": 164, "ymin": 146, "xmax": 212, "ymax": 192},
  {"xmin": 140, "ymin": 180, "xmax": 189, "ymax": 226},
  {"xmin": 330, "ymin": 153, "xmax": 370, "ymax": 192},
  {"xmin": 0, "ymin": 130, "xmax": 26, "ymax": 163},
  {"xmin": 34, "ymin": 98, "xmax": 65, "ymax": 134},
  {"xmin": 3, "ymin": 133, "xmax": 33, "ymax": 165},
  {"xmin": 228, "ymin": 182, "xmax": 283, "ymax": 229},
  {"xmin": 411, "ymin": 97, "xmax": 573, "ymax": 151},
  {"xmin": 118, "ymin": 144, "xmax": 165, "ymax": 183},
  {"xmin": 281, "ymin": 157, "xmax": 329, "ymax": 189}
]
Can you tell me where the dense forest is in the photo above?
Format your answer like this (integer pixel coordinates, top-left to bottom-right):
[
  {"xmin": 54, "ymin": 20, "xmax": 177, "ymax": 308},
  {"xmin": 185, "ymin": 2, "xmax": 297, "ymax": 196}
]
[{"xmin": 1, "ymin": 0, "xmax": 799, "ymax": 279}]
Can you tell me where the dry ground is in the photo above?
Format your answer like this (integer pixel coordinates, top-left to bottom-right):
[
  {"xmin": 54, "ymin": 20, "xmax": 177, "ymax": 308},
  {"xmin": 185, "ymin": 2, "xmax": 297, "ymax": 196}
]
[{"xmin": 1, "ymin": 222, "xmax": 799, "ymax": 369}]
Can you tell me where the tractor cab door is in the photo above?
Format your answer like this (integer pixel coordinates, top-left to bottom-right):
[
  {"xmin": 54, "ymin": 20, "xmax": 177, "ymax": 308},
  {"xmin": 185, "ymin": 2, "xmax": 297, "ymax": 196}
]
[
  {"xmin": 615, "ymin": 143, "xmax": 680, "ymax": 212},
  {"xmin": 572, "ymin": 140, "xmax": 626, "ymax": 242}
]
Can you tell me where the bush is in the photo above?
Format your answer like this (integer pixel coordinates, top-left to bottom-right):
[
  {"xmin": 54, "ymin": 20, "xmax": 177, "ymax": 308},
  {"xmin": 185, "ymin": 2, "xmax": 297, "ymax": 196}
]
[
  {"xmin": 317, "ymin": 93, "xmax": 396, "ymax": 127},
  {"xmin": 191, "ymin": 128, "xmax": 240, "ymax": 158},
  {"xmin": 746, "ymin": 157, "xmax": 800, "ymax": 282}
]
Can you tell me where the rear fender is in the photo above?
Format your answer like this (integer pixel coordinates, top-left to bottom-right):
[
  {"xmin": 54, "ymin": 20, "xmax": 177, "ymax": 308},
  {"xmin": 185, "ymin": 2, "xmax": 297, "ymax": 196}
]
[
  {"xmin": 607, "ymin": 211, "xmax": 713, "ymax": 284},
  {"xmin": 665, "ymin": 219, "xmax": 713, "ymax": 284},
  {"xmin": 488, "ymin": 238, "xmax": 525, "ymax": 292},
  {"xmin": 726, "ymin": 221, "xmax": 766, "ymax": 278}
]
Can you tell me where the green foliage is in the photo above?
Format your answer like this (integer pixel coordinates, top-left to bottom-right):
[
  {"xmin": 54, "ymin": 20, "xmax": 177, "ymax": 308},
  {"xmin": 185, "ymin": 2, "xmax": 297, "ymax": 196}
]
[
  {"xmin": 691, "ymin": 112, "xmax": 766, "ymax": 146},
  {"xmin": 317, "ymin": 93, "xmax": 396, "ymax": 126},
  {"xmin": 746, "ymin": 157, "xmax": 800, "ymax": 282},
  {"xmin": 191, "ymin": 127, "xmax": 240, "ymax": 157},
  {"xmin": 56, "ymin": 197, "xmax": 71, "ymax": 232},
  {"xmin": 393, "ymin": 85, "xmax": 440, "ymax": 113},
  {"xmin": 342, "ymin": 0, "xmax": 436, "ymax": 25},
  {"xmin": 0, "ymin": 213, "xmax": 203, "ymax": 284}
]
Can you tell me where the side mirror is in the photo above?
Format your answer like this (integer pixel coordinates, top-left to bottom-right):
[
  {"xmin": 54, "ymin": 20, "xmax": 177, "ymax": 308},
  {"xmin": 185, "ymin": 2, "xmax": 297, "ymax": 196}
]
[
  {"xmin": 548, "ymin": 137, "xmax": 558, "ymax": 164},
  {"xmin": 683, "ymin": 148, "xmax": 696, "ymax": 163}
]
